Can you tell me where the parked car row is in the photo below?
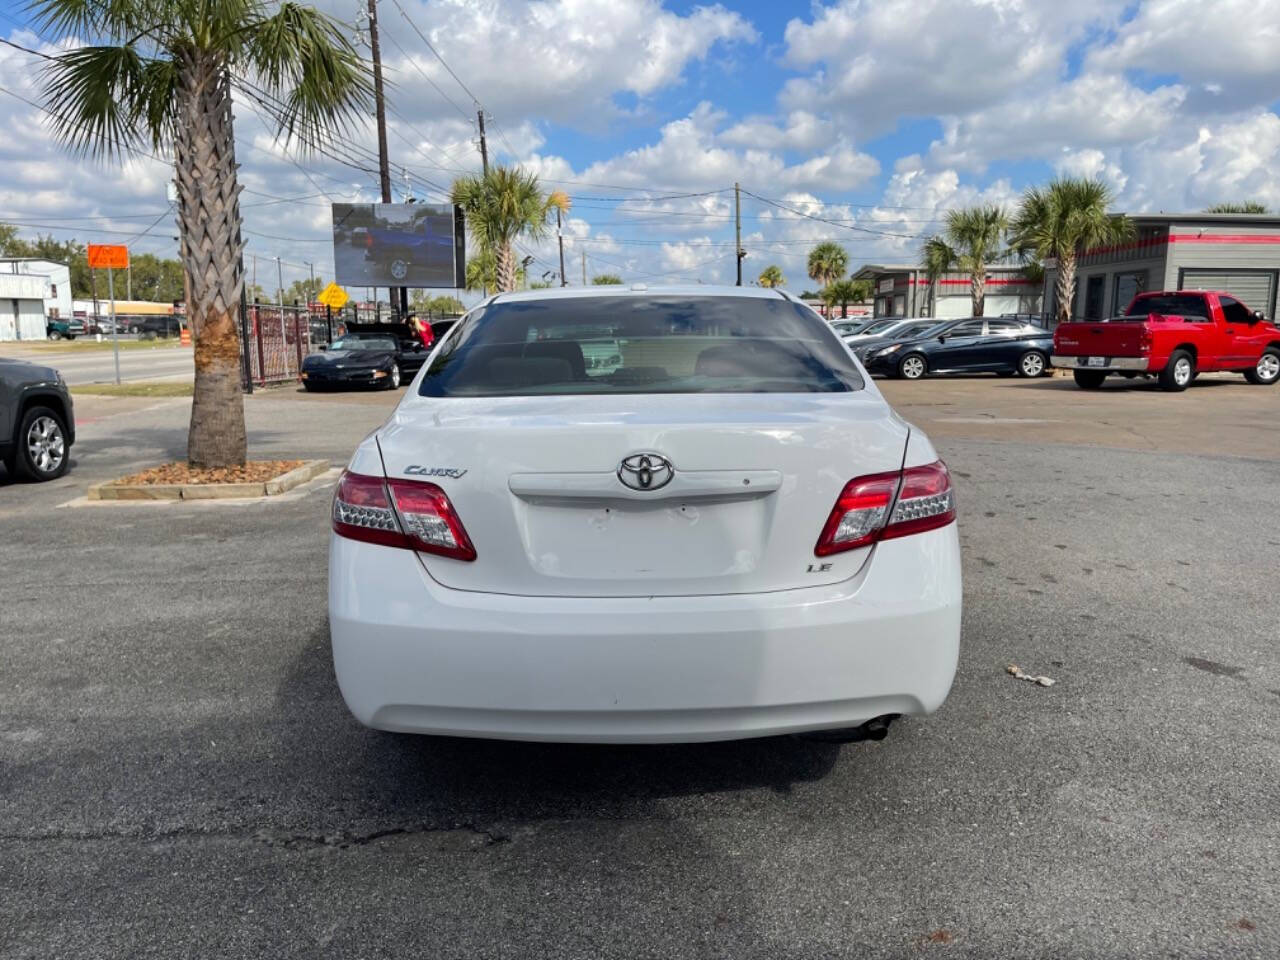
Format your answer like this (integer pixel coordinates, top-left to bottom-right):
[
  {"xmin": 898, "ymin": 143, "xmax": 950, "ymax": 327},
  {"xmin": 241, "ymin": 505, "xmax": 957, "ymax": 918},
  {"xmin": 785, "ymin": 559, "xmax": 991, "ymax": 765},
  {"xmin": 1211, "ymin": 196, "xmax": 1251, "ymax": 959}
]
[
  {"xmin": 837, "ymin": 316, "xmax": 1054, "ymax": 379},
  {"xmin": 832, "ymin": 290, "xmax": 1280, "ymax": 389}
]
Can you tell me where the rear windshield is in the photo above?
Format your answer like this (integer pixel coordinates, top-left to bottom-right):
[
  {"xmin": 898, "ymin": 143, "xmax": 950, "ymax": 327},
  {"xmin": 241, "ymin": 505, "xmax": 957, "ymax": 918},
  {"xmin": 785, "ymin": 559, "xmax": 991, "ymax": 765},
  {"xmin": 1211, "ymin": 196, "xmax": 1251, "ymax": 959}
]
[
  {"xmin": 1123, "ymin": 295, "xmax": 1209, "ymax": 319},
  {"xmin": 417, "ymin": 295, "xmax": 864, "ymax": 397}
]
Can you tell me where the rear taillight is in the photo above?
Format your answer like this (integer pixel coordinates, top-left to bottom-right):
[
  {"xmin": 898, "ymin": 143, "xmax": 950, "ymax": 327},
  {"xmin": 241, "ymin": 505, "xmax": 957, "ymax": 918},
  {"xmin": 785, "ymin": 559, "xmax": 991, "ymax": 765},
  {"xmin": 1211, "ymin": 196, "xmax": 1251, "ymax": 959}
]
[
  {"xmin": 815, "ymin": 460, "xmax": 955, "ymax": 556},
  {"xmin": 332, "ymin": 470, "xmax": 476, "ymax": 561},
  {"xmin": 364, "ymin": 232, "xmax": 373, "ymax": 249},
  {"xmin": 1138, "ymin": 328, "xmax": 1152, "ymax": 352}
]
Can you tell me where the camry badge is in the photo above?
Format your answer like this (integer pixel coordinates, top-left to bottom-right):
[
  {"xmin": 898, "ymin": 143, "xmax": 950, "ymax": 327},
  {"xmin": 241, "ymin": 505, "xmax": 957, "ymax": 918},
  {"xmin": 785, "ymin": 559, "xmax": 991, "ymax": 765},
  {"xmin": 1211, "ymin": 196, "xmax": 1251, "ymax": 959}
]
[
  {"xmin": 405, "ymin": 466, "xmax": 468, "ymax": 479},
  {"xmin": 618, "ymin": 453, "xmax": 674, "ymax": 491}
]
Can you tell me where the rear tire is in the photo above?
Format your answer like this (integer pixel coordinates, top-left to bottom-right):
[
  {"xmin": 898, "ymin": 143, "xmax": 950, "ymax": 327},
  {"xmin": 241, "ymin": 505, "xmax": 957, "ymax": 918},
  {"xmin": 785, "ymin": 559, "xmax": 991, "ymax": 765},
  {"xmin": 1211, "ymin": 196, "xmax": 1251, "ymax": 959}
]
[
  {"xmin": 1073, "ymin": 369, "xmax": 1106, "ymax": 390},
  {"xmin": 385, "ymin": 363, "xmax": 401, "ymax": 390},
  {"xmin": 47, "ymin": 331, "xmax": 61, "ymax": 341},
  {"xmin": 898, "ymin": 354, "xmax": 927, "ymax": 380},
  {"xmin": 1244, "ymin": 347, "xmax": 1280, "ymax": 385},
  {"xmin": 1017, "ymin": 350, "xmax": 1047, "ymax": 378},
  {"xmin": 1159, "ymin": 350, "xmax": 1195, "ymax": 392}
]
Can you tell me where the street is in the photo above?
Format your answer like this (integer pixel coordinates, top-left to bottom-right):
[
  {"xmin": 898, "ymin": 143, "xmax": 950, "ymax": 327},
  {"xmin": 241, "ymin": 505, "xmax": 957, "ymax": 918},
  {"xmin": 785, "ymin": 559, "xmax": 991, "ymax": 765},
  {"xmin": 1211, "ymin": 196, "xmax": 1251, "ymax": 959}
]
[
  {"xmin": 2, "ymin": 377, "xmax": 1278, "ymax": 958},
  {"xmin": 1, "ymin": 341, "xmax": 194, "ymax": 385}
]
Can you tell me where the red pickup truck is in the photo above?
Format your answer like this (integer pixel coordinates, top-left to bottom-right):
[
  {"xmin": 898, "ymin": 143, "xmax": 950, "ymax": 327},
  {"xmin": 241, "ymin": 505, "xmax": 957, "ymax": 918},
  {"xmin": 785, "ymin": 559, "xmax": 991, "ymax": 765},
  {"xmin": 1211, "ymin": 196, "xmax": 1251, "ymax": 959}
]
[{"xmin": 1052, "ymin": 291, "xmax": 1280, "ymax": 391}]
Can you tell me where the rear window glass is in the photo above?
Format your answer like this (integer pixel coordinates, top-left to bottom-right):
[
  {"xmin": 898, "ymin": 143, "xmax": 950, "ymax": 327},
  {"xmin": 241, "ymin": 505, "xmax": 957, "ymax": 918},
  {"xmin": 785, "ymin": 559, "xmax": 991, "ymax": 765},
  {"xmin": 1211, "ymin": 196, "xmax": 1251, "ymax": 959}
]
[
  {"xmin": 1124, "ymin": 295, "xmax": 1209, "ymax": 319},
  {"xmin": 417, "ymin": 295, "xmax": 864, "ymax": 397}
]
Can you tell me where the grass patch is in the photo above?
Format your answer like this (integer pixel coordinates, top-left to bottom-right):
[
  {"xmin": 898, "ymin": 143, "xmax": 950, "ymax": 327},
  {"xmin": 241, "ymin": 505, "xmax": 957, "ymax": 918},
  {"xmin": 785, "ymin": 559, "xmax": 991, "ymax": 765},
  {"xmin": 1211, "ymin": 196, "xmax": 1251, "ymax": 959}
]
[
  {"xmin": 16, "ymin": 338, "xmax": 186, "ymax": 352},
  {"xmin": 71, "ymin": 381, "xmax": 193, "ymax": 398}
]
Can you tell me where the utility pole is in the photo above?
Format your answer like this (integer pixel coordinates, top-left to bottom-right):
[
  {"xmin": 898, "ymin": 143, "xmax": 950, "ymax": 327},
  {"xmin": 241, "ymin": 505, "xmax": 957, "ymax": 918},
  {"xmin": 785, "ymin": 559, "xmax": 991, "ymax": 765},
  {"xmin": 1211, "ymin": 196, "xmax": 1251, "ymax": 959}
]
[
  {"xmin": 477, "ymin": 109, "xmax": 489, "ymax": 174},
  {"xmin": 367, "ymin": 0, "xmax": 392, "ymax": 204},
  {"xmin": 582, "ymin": 250, "xmax": 587, "ymax": 286},
  {"xmin": 734, "ymin": 181, "xmax": 744, "ymax": 286},
  {"xmin": 366, "ymin": 0, "xmax": 405, "ymax": 319},
  {"xmin": 126, "ymin": 261, "xmax": 132, "ymax": 301},
  {"xmin": 557, "ymin": 208, "xmax": 567, "ymax": 287}
]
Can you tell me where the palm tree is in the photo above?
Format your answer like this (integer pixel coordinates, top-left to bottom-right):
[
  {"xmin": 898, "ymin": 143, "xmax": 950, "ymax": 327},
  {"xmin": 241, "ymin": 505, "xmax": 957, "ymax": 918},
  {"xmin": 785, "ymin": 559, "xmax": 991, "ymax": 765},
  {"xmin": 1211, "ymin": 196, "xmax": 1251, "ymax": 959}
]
[
  {"xmin": 465, "ymin": 250, "xmax": 526, "ymax": 292},
  {"xmin": 32, "ymin": 0, "xmax": 371, "ymax": 468},
  {"xmin": 807, "ymin": 242, "xmax": 849, "ymax": 314},
  {"xmin": 1010, "ymin": 178, "xmax": 1133, "ymax": 325},
  {"xmin": 757, "ymin": 264, "xmax": 785, "ymax": 288},
  {"xmin": 451, "ymin": 166, "xmax": 569, "ymax": 293},
  {"xmin": 935, "ymin": 206, "xmax": 1008, "ymax": 316},
  {"xmin": 1205, "ymin": 202, "xmax": 1269, "ymax": 214},
  {"xmin": 824, "ymin": 278, "xmax": 872, "ymax": 318},
  {"xmin": 920, "ymin": 235, "xmax": 955, "ymax": 318}
]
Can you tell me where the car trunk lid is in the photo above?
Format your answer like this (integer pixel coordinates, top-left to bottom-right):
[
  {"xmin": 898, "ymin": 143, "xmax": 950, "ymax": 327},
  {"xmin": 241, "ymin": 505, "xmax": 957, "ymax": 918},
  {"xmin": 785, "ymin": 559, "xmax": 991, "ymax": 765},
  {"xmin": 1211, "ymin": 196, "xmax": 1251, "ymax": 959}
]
[{"xmin": 377, "ymin": 392, "xmax": 909, "ymax": 597}]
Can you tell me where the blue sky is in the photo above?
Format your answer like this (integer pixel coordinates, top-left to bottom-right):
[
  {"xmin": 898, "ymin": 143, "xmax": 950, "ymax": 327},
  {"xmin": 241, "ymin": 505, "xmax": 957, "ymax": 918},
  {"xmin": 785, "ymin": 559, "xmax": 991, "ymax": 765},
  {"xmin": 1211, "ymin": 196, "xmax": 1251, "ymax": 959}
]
[{"xmin": 1, "ymin": 0, "xmax": 1279, "ymax": 293}]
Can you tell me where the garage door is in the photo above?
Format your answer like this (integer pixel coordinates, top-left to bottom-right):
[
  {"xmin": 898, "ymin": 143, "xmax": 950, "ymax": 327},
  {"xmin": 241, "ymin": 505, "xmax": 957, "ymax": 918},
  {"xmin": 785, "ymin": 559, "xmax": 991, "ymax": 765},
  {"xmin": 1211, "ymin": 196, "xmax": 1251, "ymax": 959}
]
[
  {"xmin": 1179, "ymin": 270, "xmax": 1277, "ymax": 317},
  {"xmin": 935, "ymin": 294, "xmax": 971, "ymax": 319}
]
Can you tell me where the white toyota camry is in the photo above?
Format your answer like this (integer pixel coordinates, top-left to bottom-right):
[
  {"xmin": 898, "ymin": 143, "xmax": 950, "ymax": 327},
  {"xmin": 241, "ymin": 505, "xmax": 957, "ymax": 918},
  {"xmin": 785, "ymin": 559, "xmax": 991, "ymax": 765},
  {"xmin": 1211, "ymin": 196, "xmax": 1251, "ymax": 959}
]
[{"xmin": 329, "ymin": 286, "xmax": 961, "ymax": 744}]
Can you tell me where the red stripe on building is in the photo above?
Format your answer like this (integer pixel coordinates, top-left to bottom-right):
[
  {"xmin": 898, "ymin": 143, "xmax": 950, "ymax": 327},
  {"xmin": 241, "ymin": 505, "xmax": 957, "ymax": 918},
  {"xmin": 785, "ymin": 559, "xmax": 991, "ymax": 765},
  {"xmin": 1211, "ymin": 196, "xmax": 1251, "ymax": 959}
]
[
  {"xmin": 1167, "ymin": 233, "xmax": 1280, "ymax": 244},
  {"xmin": 907, "ymin": 278, "xmax": 1037, "ymax": 286},
  {"xmin": 1084, "ymin": 233, "xmax": 1280, "ymax": 257}
]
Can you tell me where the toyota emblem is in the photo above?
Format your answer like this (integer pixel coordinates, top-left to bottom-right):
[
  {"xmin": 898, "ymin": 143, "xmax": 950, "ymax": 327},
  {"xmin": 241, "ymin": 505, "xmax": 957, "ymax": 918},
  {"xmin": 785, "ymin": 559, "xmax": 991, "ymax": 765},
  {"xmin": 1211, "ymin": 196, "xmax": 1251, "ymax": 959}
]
[{"xmin": 618, "ymin": 452, "xmax": 674, "ymax": 491}]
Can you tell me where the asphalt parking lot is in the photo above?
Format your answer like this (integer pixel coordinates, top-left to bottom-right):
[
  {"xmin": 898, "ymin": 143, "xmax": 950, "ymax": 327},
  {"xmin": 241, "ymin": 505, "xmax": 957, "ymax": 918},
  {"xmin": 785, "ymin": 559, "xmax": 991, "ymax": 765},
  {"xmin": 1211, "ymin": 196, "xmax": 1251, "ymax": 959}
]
[{"xmin": 2, "ymin": 375, "xmax": 1279, "ymax": 958}]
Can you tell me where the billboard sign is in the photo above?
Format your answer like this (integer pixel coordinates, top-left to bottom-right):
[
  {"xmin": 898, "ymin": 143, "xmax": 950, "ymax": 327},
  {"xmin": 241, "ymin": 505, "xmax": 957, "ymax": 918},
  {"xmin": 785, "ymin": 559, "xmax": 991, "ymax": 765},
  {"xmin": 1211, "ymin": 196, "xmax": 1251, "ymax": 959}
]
[{"xmin": 331, "ymin": 203, "xmax": 464, "ymax": 288}]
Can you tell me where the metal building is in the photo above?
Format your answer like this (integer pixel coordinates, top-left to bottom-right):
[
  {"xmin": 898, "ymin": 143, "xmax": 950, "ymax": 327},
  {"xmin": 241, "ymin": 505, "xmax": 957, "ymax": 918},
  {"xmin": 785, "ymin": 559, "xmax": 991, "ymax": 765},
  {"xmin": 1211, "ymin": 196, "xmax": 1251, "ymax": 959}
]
[
  {"xmin": 1047, "ymin": 213, "xmax": 1280, "ymax": 321},
  {"xmin": 852, "ymin": 263, "xmax": 1042, "ymax": 319},
  {"xmin": 0, "ymin": 272, "xmax": 48, "ymax": 341},
  {"xmin": 0, "ymin": 258, "xmax": 73, "ymax": 320}
]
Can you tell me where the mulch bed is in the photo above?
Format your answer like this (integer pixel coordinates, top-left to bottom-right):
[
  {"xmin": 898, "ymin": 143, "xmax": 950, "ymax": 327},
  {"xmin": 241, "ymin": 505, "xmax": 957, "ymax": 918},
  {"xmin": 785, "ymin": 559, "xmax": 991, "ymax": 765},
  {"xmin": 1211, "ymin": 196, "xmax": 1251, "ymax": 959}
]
[{"xmin": 115, "ymin": 460, "xmax": 306, "ymax": 486}]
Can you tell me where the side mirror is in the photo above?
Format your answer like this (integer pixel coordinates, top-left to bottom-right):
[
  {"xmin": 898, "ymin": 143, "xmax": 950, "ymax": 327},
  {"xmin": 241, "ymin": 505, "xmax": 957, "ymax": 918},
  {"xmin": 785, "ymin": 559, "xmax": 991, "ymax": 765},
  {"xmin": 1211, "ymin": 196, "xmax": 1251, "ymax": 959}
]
[
  {"xmin": 1252, "ymin": 310, "xmax": 1265, "ymax": 324},
  {"xmin": 318, "ymin": 343, "xmax": 327, "ymax": 351},
  {"xmin": 937, "ymin": 336, "xmax": 946, "ymax": 343}
]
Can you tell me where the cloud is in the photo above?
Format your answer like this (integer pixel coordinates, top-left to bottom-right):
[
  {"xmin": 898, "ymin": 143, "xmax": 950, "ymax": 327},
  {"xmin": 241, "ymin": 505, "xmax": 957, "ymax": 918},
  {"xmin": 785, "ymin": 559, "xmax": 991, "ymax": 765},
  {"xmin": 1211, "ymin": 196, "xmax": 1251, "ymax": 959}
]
[
  {"xmin": 1089, "ymin": 0, "xmax": 1280, "ymax": 111},
  {"xmin": 354, "ymin": 0, "xmax": 758, "ymax": 135},
  {"xmin": 572, "ymin": 103, "xmax": 879, "ymax": 193},
  {"xmin": 779, "ymin": 0, "xmax": 1118, "ymax": 137},
  {"xmin": 928, "ymin": 73, "xmax": 1187, "ymax": 171}
]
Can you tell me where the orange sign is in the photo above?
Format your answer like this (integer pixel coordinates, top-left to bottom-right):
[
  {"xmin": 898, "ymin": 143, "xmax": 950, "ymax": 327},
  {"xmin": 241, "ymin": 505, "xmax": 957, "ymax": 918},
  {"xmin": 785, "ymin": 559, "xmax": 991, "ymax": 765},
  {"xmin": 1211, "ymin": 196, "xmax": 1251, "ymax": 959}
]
[{"xmin": 87, "ymin": 243, "xmax": 129, "ymax": 270}]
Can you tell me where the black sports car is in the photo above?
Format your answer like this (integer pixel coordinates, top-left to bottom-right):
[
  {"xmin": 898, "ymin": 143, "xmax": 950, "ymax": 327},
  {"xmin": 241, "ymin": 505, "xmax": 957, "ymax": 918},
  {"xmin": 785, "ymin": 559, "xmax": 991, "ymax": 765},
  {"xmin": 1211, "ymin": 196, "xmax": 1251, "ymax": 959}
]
[
  {"xmin": 859, "ymin": 317, "xmax": 1054, "ymax": 379},
  {"xmin": 301, "ymin": 333, "xmax": 426, "ymax": 390}
]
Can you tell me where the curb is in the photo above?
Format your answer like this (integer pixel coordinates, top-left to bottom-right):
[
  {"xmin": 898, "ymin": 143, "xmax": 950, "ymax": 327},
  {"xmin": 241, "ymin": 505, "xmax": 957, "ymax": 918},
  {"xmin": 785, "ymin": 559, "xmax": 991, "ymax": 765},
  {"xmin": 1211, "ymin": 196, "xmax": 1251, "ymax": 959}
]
[{"xmin": 87, "ymin": 459, "xmax": 329, "ymax": 501}]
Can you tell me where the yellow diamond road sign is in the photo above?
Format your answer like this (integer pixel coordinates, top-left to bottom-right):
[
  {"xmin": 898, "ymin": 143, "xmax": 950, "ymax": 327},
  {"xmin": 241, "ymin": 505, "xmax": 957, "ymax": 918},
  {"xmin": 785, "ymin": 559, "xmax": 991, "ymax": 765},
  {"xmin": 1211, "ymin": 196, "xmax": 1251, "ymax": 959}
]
[{"xmin": 318, "ymin": 282, "xmax": 349, "ymax": 310}]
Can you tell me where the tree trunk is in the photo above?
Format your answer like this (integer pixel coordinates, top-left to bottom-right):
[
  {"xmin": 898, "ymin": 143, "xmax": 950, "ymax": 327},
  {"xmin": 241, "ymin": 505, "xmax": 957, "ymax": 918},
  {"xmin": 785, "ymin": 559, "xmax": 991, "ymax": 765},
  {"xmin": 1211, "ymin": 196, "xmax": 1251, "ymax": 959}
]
[
  {"xmin": 971, "ymin": 270, "xmax": 985, "ymax": 317},
  {"xmin": 840, "ymin": 302, "xmax": 848, "ymax": 318},
  {"xmin": 495, "ymin": 242, "xmax": 518, "ymax": 293},
  {"xmin": 175, "ymin": 56, "xmax": 247, "ymax": 468},
  {"xmin": 1055, "ymin": 251, "xmax": 1077, "ymax": 325}
]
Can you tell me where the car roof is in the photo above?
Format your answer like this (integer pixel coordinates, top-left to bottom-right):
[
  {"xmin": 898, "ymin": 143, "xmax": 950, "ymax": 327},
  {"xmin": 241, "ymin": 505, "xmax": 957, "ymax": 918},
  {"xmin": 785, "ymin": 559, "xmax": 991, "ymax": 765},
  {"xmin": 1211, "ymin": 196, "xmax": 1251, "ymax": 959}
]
[{"xmin": 488, "ymin": 284, "xmax": 793, "ymax": 304}]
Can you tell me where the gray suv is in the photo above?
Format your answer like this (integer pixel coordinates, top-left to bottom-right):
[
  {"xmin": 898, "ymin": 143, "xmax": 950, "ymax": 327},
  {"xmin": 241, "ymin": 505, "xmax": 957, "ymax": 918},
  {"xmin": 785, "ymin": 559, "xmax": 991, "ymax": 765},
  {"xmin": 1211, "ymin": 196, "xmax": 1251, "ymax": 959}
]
[{"xmin": 0, "ymin": 357, "xmax": 75, "ymax": 481}]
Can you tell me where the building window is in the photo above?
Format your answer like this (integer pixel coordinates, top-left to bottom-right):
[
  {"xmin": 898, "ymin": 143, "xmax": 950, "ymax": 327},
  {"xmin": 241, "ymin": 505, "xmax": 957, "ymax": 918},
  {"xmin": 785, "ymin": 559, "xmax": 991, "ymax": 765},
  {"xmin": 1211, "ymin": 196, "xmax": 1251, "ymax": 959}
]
[
  {"xmin": 1111, "ymin": 270, "xmax": 1147, "ymax": 315},
  {"xmin": 50, "ymin": 283, "xmax": 58, "ymax": 297},
  {"xmin": 1083, "ymin": 275, "xmax": 1105, "ymax": 320}
]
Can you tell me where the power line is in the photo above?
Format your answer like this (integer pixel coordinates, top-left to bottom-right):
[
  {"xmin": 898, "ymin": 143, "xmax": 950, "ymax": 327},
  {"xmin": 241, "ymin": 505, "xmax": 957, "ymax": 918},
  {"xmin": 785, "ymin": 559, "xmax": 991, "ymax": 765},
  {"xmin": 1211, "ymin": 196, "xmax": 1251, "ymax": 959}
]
[
  {"xmin": 388, "ymin": 0, "xmax": 484, "ymax": 108},
  {"xmin": 742, "ymin": 190, "xmax": 926, "ymax": 239},
  {"xmin": 379, "ymin": 30, "xmax": 472, "ymax": 123}
]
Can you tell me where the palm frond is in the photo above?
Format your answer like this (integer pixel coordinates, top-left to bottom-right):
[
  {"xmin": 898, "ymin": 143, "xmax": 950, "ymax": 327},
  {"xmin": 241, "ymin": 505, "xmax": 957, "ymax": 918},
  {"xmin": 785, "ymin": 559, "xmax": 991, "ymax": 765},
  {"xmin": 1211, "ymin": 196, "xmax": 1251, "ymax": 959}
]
[
  {"xmin": 40, "ymin": 43, "xmax": 153, "ymax": 159},
  {"xmin": 243, "ymin": 3, "xmax": 373, "ymax": 147}
]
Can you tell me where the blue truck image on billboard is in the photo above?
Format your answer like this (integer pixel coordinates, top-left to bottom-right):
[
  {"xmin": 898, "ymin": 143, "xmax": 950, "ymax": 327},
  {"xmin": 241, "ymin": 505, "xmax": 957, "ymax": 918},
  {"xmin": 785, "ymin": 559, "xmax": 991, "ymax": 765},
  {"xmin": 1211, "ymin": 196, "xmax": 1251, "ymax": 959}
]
[{"xmin": 332, "ymin": 203, "xmax": 464, "ymax": 289}]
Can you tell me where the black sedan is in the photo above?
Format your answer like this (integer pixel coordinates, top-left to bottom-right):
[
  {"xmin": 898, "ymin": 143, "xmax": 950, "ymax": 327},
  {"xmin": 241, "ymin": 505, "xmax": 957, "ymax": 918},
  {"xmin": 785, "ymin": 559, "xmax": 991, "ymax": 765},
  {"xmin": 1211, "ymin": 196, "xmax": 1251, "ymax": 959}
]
[
  {"xmin": 859, "ymin": 317, "xmax": 1054, "ymax": 380},
  {"xmin": 301, "ymin": 333, "xmax": 427, "ymax": 390}
]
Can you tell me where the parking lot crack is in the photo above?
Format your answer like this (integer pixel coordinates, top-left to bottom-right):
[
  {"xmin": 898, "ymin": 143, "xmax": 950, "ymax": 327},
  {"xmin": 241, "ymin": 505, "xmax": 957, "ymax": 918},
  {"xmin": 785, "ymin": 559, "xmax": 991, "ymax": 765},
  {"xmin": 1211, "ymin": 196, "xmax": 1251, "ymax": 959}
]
[{"xmin": 0, "ymin": 822, "xmax": 512, "ymax": 849}]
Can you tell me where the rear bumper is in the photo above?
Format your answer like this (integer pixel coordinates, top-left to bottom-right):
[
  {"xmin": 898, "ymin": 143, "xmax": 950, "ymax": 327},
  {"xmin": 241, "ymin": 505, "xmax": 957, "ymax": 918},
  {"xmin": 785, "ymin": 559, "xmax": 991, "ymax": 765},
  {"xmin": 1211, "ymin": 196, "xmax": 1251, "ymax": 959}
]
[
  {"xmin": 328, "ymin": 526, "xmax": 962, "ymax": 743},
  {"xmin": 1051, "ymin": 355, "xmax": 1150, "ymax": 371}
]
